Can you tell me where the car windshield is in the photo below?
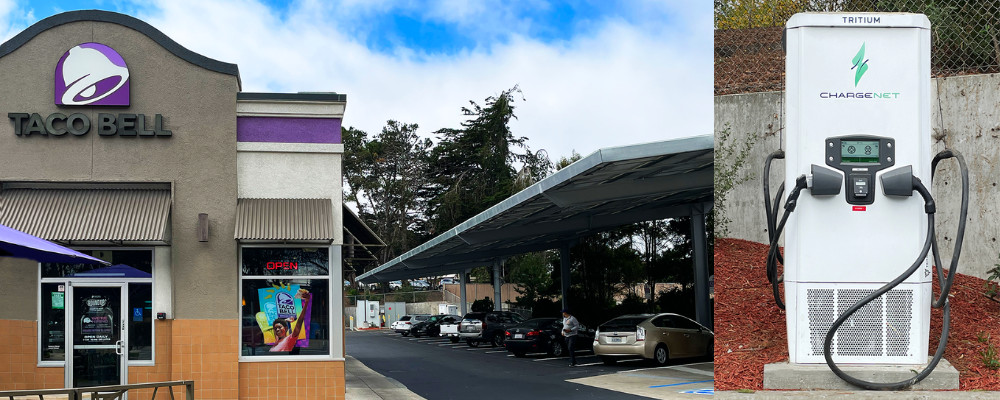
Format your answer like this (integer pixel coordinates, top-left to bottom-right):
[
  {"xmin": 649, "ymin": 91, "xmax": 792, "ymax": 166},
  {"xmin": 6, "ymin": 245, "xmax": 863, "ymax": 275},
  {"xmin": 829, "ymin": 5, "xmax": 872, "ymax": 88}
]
[
  {"xmin": 600, "ymin": 316, "xmax": 651, "ymax": 332},
  {"xmin": 399, "ymin": 316, "xmax": 411, "ymax": 321},
  {"xmin": 414, "ymin": 315, "xmax": 430, "ymax": 321}
]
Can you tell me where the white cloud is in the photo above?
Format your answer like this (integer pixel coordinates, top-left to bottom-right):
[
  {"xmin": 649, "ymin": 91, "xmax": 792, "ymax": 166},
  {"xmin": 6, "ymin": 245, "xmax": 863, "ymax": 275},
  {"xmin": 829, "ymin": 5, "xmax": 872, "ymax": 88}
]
[
  {"xmin": 5, "ymin": 0, "xmax": 712, "ymax": 160},
  {"xmin": 0, "ymin": 0, "xmax": 33, "ymax": 43}
]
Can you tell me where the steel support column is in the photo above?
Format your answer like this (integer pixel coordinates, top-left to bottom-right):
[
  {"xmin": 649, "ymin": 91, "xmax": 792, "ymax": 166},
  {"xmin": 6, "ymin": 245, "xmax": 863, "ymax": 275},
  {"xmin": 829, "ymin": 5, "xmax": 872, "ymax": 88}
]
[
  {"xmin": 560, "ymin": 243, "xmax": 571, "ymax": 311},
  {"xmin": 691, "ymin": 204, "xmax": 712, "ymax": 329},
  {"xmin": 493, "ymin": 260, "xmax": 502, "ymax": 311},
  {"xmin": 459, "ymin": 270, "xmax": 468, "ymax": 315}
]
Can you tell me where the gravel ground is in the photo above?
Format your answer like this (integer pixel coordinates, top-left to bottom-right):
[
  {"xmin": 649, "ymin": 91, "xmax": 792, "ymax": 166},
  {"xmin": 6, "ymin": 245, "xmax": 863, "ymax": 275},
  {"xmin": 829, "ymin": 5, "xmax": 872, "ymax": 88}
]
[{"xmin": 714, "ymin": 238, "xmax": 1000, "ymax": 391}]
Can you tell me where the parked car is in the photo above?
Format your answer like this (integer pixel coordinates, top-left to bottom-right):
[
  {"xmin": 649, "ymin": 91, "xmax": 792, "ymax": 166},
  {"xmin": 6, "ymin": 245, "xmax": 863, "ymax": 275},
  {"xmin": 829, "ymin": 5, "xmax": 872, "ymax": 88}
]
[
  {"xmin": 392, "ymin": 314, "xmax": 431, "ymax": 336},
  {"xmin": 410, "ymin": 279, "xmax": 431, "ymax": 290},
  {"xmin": 389, "ymin": 315, "xmax": 411, "ymax": 331},
  {"xmin": 593, "ymin": 313, "xmax": 713, "ymax": 366},
  {"xmin": 440, "ymin": 316, "xmax": 463, "ymax": 343},
  {"xmin": 411, "ymin": 314, "xmax": 462, "ymax": 338},
  {"xmin": 389, "ymin": 280, "xmax": 402, "ymax": 290},
  {"xmin": 437, "ymin": 277, "xmax": 457, "ymax": 289},
  {"xmin": 458, "ymin": 311, "xmax": 525, "ymax": 347},
  {"xmin": 503, "ymin": 317, "xmax": 595, "ymax": 357}
]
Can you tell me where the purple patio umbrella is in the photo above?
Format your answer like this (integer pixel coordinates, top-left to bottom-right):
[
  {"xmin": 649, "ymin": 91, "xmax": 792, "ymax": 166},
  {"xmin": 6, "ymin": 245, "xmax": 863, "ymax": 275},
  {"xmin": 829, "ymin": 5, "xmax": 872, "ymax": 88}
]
[{"xmin": 0, "ymin": 223, "xmax": 109, "ymax": 265}]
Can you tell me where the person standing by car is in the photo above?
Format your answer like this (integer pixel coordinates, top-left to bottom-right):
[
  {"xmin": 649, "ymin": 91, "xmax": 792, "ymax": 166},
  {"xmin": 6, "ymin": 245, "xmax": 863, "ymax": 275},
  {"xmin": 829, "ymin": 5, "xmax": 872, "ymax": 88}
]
[{"xmin": 561, "ymin": 309, "xmax": 580, "ymax": 366}]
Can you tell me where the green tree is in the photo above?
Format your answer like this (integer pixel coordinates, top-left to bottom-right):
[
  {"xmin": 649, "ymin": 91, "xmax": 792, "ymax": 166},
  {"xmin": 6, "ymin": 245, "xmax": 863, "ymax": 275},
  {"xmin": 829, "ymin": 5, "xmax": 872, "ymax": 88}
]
[
  {"xmin": 715, "ymin": 0, "xmax": 806, "ymax": 29},
  {"xmin": 508, "ymin": 251, "xmax": 555, "ymax": 309},
  {"xmin": 343, "ymin": 121, "xmax": 433, "ymax": 263},
  {"xmin": 426, "ymin": 86, "xmax": 546, "ymax": 234}
]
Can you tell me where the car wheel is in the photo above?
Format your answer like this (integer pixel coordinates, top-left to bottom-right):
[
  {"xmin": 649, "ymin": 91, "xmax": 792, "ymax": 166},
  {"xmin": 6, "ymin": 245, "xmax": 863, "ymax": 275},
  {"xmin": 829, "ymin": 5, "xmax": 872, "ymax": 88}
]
[
  {"xmin": 492, "ymin": 334, "xmax": 504, "ymax": 348},
  {"xmin": 468, "ymin": 340, "xmax": 479, "ymax": 348},
  {"xmin": 654, "ymin": 344, "xmax": 670, "ymax": 366},
  {"xmin": 601, "ymin": 356, "xmax": 617, "ymax": 365},
  {"xmin": 412, "ymin": 331, "xmax": 421, "ymax": 338},
  {"xmin": 401, "ymin": 331, "xmax": 409, "ymax": 337},
  {"xmin": 450, "ymin": 337, "xmax": 459, "ymax": 343},
  {"xmin": 513, "ymin": 351, "xmax": 526, "ymax": 358},
  {"xmin": 549, "ymin": 340, "xmax": 565, "ymax": 357}
]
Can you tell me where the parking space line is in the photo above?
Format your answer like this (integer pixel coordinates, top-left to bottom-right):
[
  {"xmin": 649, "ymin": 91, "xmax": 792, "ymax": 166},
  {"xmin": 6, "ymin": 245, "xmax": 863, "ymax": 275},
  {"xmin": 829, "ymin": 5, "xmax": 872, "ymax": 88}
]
[
  {"xmin": 619, "ymin": 362, "xmax": 714, "ymax": 377},
  {"xmin": 573, "ymin": 361, "xmax": 603, "ymax": 367},
  {"xmin": 649, "ymin": 379, "xmax": 714, "ymax": 388},
  {"xmin": 533, "ymin": 355, "xmax": 596, "ymax": 362},
  {"xmin": 485, "ymin": 350, "xmax": 507, "ymax": 354}
]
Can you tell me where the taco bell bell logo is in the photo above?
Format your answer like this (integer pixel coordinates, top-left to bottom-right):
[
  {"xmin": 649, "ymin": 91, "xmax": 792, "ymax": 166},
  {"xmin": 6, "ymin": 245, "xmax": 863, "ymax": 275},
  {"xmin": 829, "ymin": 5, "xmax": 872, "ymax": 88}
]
[{"xmin": 54, "ymin": 42, "xmax": 129, "ymax": 106}]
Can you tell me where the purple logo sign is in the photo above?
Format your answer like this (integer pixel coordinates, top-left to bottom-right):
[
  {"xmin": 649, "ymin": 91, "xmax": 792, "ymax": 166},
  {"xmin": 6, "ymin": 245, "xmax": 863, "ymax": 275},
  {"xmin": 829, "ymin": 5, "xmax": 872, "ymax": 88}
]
[{"xmin": 54, "ymin": 43, "xmax": 130, "ymax": 106}]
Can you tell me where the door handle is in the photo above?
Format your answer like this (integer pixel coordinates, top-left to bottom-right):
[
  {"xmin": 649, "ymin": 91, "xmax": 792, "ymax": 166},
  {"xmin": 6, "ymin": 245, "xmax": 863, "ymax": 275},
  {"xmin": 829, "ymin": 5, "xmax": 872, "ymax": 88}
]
[{"xmin": 115, "ymin": 340, "xmax": 124, "ymax": 356}]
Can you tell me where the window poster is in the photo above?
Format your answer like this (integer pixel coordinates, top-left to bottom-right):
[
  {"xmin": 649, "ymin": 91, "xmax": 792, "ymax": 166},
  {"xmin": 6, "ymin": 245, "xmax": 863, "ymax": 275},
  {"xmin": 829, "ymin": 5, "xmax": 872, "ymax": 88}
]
[
  {"xmin": 52, "ymin": 292, "xmax": 64, "ymax": 310},
  {"xmin": 254, "ymin": 283, "xmax": 313, "ymax": 352},
  {"xmin": 80, "ymin": 295, "xmax": 115, "ymax": 344}
]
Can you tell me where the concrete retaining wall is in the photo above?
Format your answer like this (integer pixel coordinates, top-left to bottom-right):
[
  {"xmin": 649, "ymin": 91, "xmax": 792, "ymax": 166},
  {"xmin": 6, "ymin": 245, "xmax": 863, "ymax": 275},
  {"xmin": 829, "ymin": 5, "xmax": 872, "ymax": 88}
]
[{"xmin": 715, "ymin": 73, "xmax": 1000, "ymax": 279}]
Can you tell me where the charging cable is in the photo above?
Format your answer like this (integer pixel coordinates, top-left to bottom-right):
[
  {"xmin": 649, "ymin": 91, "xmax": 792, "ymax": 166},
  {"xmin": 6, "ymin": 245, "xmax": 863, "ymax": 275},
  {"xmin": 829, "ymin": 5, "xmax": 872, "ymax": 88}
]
[{"xmin": 761, "ymin": 149, "xmax": 969, "ymax": 390}]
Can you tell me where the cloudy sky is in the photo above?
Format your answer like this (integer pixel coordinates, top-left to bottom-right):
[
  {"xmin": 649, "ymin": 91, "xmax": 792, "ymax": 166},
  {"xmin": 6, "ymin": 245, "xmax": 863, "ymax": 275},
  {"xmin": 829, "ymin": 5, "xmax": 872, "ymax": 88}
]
[{"xmin": 1, "ymin": 0, "xmax": 711, "ymax": 162}]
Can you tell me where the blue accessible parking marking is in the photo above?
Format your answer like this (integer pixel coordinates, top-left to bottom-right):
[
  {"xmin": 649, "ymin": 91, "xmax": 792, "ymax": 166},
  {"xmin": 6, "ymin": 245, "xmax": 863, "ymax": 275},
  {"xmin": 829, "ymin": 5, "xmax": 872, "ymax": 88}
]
[{"xmin": 679, "ymin": 388, "xmax": 714, "ymax": 395}]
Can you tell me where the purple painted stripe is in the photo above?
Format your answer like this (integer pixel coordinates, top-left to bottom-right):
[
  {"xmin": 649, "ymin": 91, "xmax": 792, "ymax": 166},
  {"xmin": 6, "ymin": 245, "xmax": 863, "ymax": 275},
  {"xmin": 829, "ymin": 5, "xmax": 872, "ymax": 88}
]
[{"xmin": 237, "ymin": 116, "xmax": 342, "ymax": 144}]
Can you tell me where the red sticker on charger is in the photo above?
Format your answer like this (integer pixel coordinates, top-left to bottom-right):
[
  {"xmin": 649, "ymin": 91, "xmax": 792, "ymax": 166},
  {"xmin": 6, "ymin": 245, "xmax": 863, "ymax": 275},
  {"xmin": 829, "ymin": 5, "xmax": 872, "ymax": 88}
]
[{"xmin": 853, "ymin": 206, "xmax": 867, "ymax": 211}]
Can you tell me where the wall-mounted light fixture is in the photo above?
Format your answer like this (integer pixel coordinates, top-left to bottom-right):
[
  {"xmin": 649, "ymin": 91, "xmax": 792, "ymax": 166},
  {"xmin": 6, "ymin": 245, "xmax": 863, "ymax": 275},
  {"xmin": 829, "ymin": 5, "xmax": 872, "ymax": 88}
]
[{"xmin": 198, "ymin": 213, "xmax": 209, "ymax": 242}]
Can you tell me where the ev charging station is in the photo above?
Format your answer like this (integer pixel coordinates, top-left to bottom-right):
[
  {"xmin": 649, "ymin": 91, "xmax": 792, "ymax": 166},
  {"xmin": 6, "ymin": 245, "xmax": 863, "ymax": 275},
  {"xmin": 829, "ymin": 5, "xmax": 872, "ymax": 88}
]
[{"xmin": 764, "ymin": 13, "xmax": 969, "ymax": 390}]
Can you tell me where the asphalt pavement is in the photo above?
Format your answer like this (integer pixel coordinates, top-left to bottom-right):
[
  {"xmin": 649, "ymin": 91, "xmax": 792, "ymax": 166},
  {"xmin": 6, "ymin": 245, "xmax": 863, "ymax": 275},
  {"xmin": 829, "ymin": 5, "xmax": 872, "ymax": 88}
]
[{"xmin": 346, "ymin": 329, "xmax": 714, "ymax": 399}]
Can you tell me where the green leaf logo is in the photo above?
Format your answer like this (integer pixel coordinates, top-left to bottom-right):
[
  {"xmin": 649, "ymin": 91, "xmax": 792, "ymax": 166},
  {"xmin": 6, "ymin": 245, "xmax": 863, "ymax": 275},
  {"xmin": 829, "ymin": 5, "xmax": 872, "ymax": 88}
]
[{"xmin": 852, "ymin": 43, "xmax": 869, "ymax": 87}]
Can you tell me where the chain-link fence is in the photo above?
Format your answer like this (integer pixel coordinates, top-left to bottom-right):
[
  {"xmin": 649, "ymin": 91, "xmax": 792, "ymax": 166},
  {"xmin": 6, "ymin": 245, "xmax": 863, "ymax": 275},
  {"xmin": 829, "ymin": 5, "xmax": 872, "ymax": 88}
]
[{"xmin": 716, "ymin": 0, "xmax": 1000, "ymax": 95}]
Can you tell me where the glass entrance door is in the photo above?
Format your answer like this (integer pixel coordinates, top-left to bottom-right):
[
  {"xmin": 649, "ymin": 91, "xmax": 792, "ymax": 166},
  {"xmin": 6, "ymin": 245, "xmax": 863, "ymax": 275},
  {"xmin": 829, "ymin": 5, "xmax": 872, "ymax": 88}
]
[{"xmin": 68, "ymin": 284, "xmax": 127, "ymax": 388}]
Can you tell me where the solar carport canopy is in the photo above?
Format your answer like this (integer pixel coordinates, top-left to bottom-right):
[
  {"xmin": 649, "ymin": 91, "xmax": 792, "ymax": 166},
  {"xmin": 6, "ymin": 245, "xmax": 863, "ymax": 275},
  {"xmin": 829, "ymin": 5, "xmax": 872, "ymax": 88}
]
[{"xmin": 357, "ymin": 135, "xmax": 713, "ymax": 283}]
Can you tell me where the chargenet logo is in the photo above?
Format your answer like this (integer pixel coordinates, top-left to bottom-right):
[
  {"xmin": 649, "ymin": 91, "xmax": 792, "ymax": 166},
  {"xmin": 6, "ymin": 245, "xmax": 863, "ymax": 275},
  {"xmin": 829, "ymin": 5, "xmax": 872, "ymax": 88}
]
[
  {"xmin": 54, "ymin": 42, "xmax": 130, "ymax": 106},
  {"xmin": 852, "ymin": 42, "xmax": 869, "ymax": 87},
  {"xmin": 818, "ymin": 41, "xmax": 899, "ymax": 100}
]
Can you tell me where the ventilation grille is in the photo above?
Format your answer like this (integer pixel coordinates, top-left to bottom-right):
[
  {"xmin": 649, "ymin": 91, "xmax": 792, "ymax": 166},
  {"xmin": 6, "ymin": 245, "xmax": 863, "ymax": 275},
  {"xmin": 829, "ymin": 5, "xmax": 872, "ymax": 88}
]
[{"xmin": 806, "ymin": 288, "xmax": 913, "ymax": 358}]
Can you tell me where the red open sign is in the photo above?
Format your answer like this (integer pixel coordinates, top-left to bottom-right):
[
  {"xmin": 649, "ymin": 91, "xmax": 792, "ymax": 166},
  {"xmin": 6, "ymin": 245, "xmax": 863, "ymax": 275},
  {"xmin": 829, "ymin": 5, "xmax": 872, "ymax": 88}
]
[
  {"xmin": 266, "ymin": 261, "xmax": 298, "ymax": 270},
  {"xmin": 852, "ymin": 206, "xmax": 867, "ymax": 211}
]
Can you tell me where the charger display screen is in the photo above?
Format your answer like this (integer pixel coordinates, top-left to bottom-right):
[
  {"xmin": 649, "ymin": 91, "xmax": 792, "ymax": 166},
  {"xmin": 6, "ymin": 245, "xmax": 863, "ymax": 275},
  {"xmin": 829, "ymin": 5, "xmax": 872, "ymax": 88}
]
[{"xmin": 841, "ymin": 140, "xmax": 880, "ymax": 163}]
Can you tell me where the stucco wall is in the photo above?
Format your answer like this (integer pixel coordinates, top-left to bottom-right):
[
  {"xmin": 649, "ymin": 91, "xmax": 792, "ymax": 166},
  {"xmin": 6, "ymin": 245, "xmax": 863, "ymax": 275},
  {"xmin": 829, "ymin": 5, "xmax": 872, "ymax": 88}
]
[
  {"xmin": 0, "ymin": 20, "xmax": 240, "ymax": 319},
  {"xmin": 715, "ymin": 73, "xmax": 1000, "ymax": 279}
]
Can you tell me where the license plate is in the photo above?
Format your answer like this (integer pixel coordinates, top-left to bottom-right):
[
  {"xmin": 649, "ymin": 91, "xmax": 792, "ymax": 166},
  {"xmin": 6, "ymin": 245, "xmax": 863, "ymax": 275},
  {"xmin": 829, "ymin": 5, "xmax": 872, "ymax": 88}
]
[
  {"xmin": 609, "ymin": 337, "xmax": 623, "ymax": 344},
  {"xmin": 514, "ymin": 334, "xmax": 524, "ymax": 339}
]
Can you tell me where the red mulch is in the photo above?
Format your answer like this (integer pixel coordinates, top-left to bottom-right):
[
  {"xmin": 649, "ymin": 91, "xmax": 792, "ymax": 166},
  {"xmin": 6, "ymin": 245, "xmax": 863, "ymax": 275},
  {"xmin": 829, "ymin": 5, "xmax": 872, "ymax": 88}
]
[{"xmin": 714, "ymin": 238, "xmax": 1000, "ymax": 391}]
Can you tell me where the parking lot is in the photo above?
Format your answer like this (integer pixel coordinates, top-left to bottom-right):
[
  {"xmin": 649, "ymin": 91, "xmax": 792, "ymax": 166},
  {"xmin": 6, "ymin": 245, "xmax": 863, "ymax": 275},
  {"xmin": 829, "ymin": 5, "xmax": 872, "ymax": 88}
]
[{"xmin": 346, "ymin": 329, "xmax": 714, "ymax": 399}]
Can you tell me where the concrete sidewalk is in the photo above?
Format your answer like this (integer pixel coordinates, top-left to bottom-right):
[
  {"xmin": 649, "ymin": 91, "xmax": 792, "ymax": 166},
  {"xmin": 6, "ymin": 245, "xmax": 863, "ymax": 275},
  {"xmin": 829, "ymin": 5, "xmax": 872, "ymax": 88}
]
[{"xmin": 346, "ymin": 355, "xmax": 425, "ymax": 400}]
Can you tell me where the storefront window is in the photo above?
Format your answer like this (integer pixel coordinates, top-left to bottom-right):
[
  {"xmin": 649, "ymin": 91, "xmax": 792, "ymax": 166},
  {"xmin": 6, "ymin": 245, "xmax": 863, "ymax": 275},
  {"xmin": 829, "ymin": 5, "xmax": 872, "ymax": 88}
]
[
  {"xmin": 240, "ymin": 247, "xmax": 330, "ymax": 357},
  {"xmin": 42, "ymin": 250, "xmax": 152, "ymax": 278},
  {"xmin": 128, "ymin": 283, "xmax": 153, "ymax": 360},
  {"xmin": 241, "ymin": 247, "xmax": 329, "ymax": 276},
  {"xmin": 40, "ymin": 283, "xmax": 66, "ymax": 361}
]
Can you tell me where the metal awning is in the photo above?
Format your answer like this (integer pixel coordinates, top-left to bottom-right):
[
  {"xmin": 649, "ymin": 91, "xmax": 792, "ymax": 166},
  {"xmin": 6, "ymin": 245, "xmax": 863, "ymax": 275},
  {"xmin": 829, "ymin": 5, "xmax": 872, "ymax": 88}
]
[
  {"xmin": 235, "ymin": 198, "xmax": 335, "ymax": 241},
  {"xmin": 357, "ymin": 135, "xmax": 713, "ymax": 283},
  {"xmin": 0, "ymin": 187, "xmax": 171, "ymax": 243}
]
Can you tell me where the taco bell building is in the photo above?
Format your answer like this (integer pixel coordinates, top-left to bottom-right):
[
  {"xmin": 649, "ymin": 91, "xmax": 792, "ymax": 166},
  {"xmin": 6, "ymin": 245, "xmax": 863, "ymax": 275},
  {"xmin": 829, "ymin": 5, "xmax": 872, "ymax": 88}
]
[{"xmin": 0, "ymin": 10, "xmax": 355, "ymax": 399}]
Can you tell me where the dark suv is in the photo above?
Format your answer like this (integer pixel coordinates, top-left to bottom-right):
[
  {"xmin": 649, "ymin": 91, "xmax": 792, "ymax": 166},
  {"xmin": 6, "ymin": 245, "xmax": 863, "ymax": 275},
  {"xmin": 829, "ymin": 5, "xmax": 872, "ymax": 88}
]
[{"xmin": 458, "ymin": 311, "xmax": 525, "ymax": 347}]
